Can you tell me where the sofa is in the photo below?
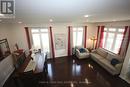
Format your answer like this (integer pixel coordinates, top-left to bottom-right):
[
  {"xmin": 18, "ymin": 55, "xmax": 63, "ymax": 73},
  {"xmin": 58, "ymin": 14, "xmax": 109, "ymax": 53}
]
[
  {"xmin": 90, "ymin": 48, "xmax": 123, "ymax": 75},
  {"xmin": 75, "ymin": 48, "xmax": 90, "ymax": 59}
]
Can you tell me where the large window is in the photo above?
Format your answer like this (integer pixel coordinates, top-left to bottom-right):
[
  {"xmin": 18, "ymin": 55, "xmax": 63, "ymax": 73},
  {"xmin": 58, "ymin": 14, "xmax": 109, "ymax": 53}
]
[
  {"xmin": 102, "ymin": 28, "xmax": 124, "ymax": 54},
  {"xmin": 73, "ymin": 27, "xmax": 83, "ymax": 47},
  {"xmin": 31, "ymin": 28, "xmax": 50, "ymax": 52}
]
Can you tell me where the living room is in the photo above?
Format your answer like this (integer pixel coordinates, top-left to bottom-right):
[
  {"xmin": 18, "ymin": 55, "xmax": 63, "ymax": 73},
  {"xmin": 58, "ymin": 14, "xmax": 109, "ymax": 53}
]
[{"xmin": 0, "ymin": 0, "xmax": 130, "ymax": 87}]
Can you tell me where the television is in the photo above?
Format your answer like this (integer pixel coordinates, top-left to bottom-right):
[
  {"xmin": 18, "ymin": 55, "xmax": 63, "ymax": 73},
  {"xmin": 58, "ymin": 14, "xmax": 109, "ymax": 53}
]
[{"xmin": 0, "ymin": 39, "xmax": 11, "ymax": 61}]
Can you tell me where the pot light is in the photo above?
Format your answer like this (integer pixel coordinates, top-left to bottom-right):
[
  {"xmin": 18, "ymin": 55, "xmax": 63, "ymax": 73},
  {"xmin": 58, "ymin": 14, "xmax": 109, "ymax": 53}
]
[
  {"xmin": 112, "ymin": 19, "xmax": 116, "ymax": 22},
  {"xmin": 0, "ymin": 14, "xmax": 4, "ymax": 16},
  {"xmin": 18, "ymin": 21, "xmax": 22, "ymax": 24},
  {"xmin": 84, "ymin": 15, "xmax": 89, "ymax": 18},
  {"xmin": 49, "ymin": 19, "xmax": 53, "ymax": 22}
]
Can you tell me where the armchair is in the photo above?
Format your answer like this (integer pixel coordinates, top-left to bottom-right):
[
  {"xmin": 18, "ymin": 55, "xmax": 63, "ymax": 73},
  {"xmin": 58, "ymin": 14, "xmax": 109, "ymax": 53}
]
[{"xmin": 75, "ymin": 48, "xmax": 90, "ymax": 59}]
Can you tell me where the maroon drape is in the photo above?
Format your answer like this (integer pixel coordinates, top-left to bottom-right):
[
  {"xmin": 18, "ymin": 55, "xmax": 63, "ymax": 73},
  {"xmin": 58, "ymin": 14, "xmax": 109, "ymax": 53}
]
[
  {"xmin": 118, "ymin": 26, "xmax": 128, "ymax": 55},
  {"xmin": 68, "ymin": 26, "xmax": 71, "ymax": 56},
  {"xmin": 95, "ymin": 26, "xmax": 100, "ymax": 48},
  {"xmin": 118, "ymin": 26, "xmax": 130, "ymax": 55},
  {"xmin": 25, "ymin": 27, "xmax": 31, "ymax": 49},
  {"xmin": 49, "ymin": 26, "xmax": 55, "ymax": 58},
  {"xmin": 84, "ymin": 26, "xmax": 87, "ymax": 48},
  {"xmin": 99, "ymin": 26, "xmax": 105, "ymax": 48},
  {"xmin": 125, "ymin": 26, "xmax": 130, "ymax": 53}
]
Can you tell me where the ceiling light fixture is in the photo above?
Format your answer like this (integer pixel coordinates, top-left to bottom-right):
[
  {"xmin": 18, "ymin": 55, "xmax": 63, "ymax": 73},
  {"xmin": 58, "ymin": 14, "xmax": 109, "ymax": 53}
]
[
  {"xmin": 84, "ymin": 15, "xmax": 89, "ymax": 18},
  {"xmin": 112, "ymin": 19, "xmax": 116, "ymax": 22},
  {"xmin": 18, "ymin": 21, "xmax": 22, "ymax": 24},
  {"xmin": 0, "ymin": 14, "xmax": 4, "ymax": 16},
  {"xmin": 49, "ymin": 19, "xmax": 53, "ymax": 22}
]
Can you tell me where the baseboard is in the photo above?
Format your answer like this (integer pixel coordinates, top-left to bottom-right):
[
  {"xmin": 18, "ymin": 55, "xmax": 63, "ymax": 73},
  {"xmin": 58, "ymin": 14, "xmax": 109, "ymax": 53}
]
[
  {"xmin": 55, "ymin": 56, "xmax": 69, "ymax": 58},
  {"xmin": 49, "ymin": 55, "xmax": 71, "ymax": 59},
  {"xmin": 119, "ymin": 74, "xmax": 130, "ymax": 84}
]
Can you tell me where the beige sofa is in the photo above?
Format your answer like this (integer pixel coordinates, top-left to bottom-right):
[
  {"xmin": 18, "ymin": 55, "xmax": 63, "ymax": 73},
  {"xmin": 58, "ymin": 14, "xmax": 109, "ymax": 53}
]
[{"xmin": 90, "ymin": 48, "xmax": 123, "ymax": 75}]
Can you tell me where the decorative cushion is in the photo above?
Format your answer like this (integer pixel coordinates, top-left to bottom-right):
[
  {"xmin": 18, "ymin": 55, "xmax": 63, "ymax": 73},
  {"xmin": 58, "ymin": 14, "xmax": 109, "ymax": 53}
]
[
  {"xmin": 96, "ymin": 48, "xmax": 108, "ymax": 58},
  {"xmin": 115, "ymin": 63, "xmax": 123, "ymax": 72},
  {"xmin": 106, "ymin": 53, "xmax": 123, "ymax": 62},
  {"xmin": 111, "ymin": 59, "xmax": 120, "ymax": 66},
  {"xmin": 79, "ymin": 48, "xmax": 86, "ymax": 53}
]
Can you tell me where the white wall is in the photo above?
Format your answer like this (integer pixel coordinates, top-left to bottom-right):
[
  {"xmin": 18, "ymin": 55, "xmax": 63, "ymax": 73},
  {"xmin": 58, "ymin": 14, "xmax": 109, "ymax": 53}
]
[
  {"xmin": 0, "ymin": 24, "xmax": 12, "ymax": 51},
  {"xmin": 52, "ymin": 24, "xmax": 68, "ymax": 57},
  {"xmin": 87, "ymin": 23, "xmax": 97, "ymax": 48},
  {"xmin": 0, "ymin": 24, "xmax": 15, "ymax": 86},
  {"xmin": 94, "ymin": 20, "xmax": 130, "ymax": 26},
  {"xmin": 10, "ymin": 24, "xmax": 28, "ymax": 50}
]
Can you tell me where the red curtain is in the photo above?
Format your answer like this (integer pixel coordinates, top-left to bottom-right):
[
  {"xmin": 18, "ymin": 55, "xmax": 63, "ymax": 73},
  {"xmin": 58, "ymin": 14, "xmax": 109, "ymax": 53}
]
[
  {"xmin": 118, "ymin": 26, "xmax": 128, "ymax": 55},
  {"xmin": 49, "ymin": 26, "xmax": 55, "ymax": 58},
  {"xmin": 25, "ymin": 27, "xmax": 31, "ymax": 49},
  {"xmin": 126, "ymin": 26, "xmax": 130, "ymax": 53},
  {"xmin": 118, "ymin": 26, "xmax": 130, "ymax": 57},
  {"xmin": 68, "ymin": 26, "xmax": 71, "ymax": 56},
  {"xmin": 95, "ymin": 26, "xmax": 100, "ymax": 49},
  {"xmin": 84, "ymin": 26, "xmax": 87, "ymax": 48},
  {"xmin": 99, "ymin": 26, "xmax": 105, "ymax": 48}
]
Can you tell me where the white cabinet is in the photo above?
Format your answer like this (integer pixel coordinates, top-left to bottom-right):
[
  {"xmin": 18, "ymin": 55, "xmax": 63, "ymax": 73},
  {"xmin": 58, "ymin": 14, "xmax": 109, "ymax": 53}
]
[{"xmin": 0, "ymin": 55, "xmax": 14, "ymax": 87}]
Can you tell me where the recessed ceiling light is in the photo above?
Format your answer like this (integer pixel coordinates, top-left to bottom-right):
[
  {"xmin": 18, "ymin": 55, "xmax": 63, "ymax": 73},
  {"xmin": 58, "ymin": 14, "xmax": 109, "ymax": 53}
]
[
  {"xmin": 0, "ymin": 14, "xmax": 4, "ymax": 16},
  {"xmin": 18, "ymin": 21, "xmax": 22, "ymax": 24},
  {"xmin": 112, "ymin": 19, "xmax": 116, "ymax": 22},
  {"xmin": 84, "ymin": 15, "xmax": 89, "ymax": 18},
  {"xmin": 49, "ymin": 19, "xmax": 53, "ymax": 22}
]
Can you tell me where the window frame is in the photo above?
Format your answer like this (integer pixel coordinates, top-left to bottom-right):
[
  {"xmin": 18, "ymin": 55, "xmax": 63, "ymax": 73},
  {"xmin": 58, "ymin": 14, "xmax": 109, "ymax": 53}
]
[
  {"xmin": 72, "ymin": 27, "xmax": 84, "ymax": 47},
  {"xmin": 31, "ymin": 28, "xmax": 50, "ymax": 52},
  {"xmin": 102, "ymin": 27, "xmax": 124, "ymax": 54}
]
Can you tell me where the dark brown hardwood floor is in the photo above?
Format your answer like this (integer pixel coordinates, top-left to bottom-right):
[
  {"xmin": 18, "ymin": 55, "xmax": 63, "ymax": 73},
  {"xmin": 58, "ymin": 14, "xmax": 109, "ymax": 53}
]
[{"xmin": 4, "ymin": 56, "xmax": 130, "ymax": 87}]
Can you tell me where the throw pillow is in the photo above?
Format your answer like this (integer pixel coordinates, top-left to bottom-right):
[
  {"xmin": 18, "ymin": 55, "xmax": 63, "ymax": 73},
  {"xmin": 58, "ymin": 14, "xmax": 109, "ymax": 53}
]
[
  {"xmin": 106, "ymin": 53, "xmax": 123, "ymax": 62},
  {"xmin": 79, "ymin": 48, "xmax": 86, "ymax": 53},
  {"xmin": 111, "ymin": 58, "xmax": 120, "ymax": 66}
]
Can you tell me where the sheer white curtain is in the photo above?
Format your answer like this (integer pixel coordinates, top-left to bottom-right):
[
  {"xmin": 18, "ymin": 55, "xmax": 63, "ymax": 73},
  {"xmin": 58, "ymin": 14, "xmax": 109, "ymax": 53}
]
[
  {"xmin": 72, "ymin": 27, "xmax": 84, "ymax": 48},
  {"xmin": 30, "ymin": 28, "xmax": 52, "ymax": 58},
  {"xmin": 102, "ymin": 27, "xmax": 124, "ymax": 54}
]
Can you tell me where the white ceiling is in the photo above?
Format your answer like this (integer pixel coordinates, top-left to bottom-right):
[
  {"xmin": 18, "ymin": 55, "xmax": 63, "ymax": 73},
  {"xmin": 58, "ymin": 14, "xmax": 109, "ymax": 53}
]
[{"xmin": 1, "ymin": 0, "xmax": 130, "ymax": 23}]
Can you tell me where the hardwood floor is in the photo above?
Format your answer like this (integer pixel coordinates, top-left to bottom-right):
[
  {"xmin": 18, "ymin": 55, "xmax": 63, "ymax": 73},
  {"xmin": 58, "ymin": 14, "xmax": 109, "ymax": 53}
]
[
  {"xmin": 45, "ymin": 56, "xmax": 130, "ymax": 87},
  {"xmin": 4, "ymin": 56, "xmax": 130, "ymax": 87}
]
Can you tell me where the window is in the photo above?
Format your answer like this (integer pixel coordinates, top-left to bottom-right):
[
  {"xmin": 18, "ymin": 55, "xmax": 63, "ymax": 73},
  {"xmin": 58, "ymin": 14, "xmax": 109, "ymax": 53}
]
[
  {"xmin": 102, "ymin": 27, "xmax": 124, "ymax": 54},
  {"xmin": 73, "ymin": 27, "xmax": 83, "ymax": 47},
  {"xmin": 31, "ymin": 28, "xmax": 50, "ymax": 52}
]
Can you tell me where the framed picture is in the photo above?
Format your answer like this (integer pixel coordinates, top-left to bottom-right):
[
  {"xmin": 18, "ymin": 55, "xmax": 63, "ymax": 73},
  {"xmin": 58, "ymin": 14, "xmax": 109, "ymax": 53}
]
[
  {"xmin": 54, "ymin": 34, "xmax": 66, "ymax": 50},
  {"xmin": 0, "ymin": 39, "xmax": 11, "ymax": 61}
]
